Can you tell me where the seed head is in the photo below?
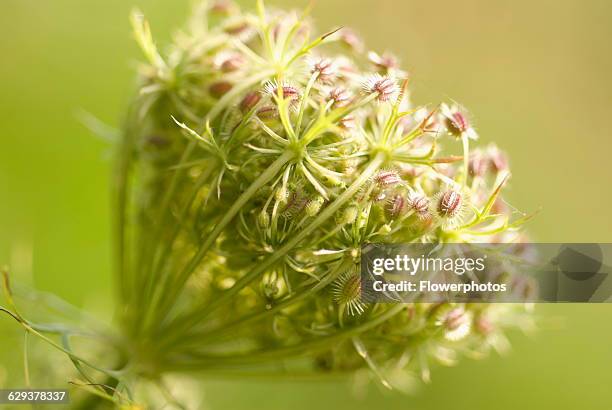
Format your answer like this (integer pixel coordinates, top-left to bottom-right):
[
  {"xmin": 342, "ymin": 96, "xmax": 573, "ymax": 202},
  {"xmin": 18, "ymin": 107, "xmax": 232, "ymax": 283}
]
[
  {"xmin": 374, "ymin": 170, "xmax": 402, "ymax": 187},
  {"xmin": 437, "ymin": 189, "xmax": 463, "ymax": 219},
  {"xmin": 441, "ymin": 103, "xmax": 478, "ymax": 139},
  {"xmin": 310, "ymin": 57, "xmax": 336, "ymax": 83},
  {"xmin": 332, "ymin": 270, "xmax": 365, "ymax": 316},
  {"xmin": 327, "ymin": 87, "xmax": 351, "ymax": 108},
  {"xmin": 408, "ymin": 193, "xmax": 430, "ymax": 219},
  {"xmin": 263, "ymin": 80, "xmax": 300, "ymax": 102},
  {"xmin": 275, "ymin": 186, "xmax": 288, "ymax": 203},
  {"xmin": 387, "ymin": 194, "xmax": 407, "ymax": 218},
  {"xmin": 362, "ymin": 74, "xmax": 399, "ymax": 102}
]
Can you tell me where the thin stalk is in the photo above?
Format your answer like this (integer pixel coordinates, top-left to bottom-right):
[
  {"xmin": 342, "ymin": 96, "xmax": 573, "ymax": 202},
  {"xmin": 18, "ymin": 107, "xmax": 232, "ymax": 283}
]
[
  {"xmin": 134, "ymin": 140, "xmax": 197, "ymax": 313},
  {"xmin": 175, "ymin": 259, "xmax": 348, "ymax": 348},
  {"xmin": 114, "ymin": 104, "xmax": 138, "ymax": 306},
  {"xmin": 164, "ymin": 304, "xmax": 405, "ymax": 368},
  {"xmin": 158, "ymin": 152, "xmax": 386, "ymax": 346},
  {"xmin": 140, "ymin": 165, "xmax": 217, "ymax": 332},
  {"xmin": 151, "ymin": 150, "xmax": 295, "ymax": 324}
]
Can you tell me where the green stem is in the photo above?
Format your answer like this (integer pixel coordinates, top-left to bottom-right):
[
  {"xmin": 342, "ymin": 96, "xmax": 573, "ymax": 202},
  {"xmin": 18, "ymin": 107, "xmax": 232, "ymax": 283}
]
[
  {"xmin": 158, "ymin": 152, "xmax": 386, "ymax": 346},
  {"xmin": 164, "ymin": 304, "xmax": 405, "ymax": 368},
  {"xmin": 151, "ymin": 150, "xmax": 295, "ymax": 325},
  {"xmin": 175, "ymin": 259, "xmax": 348, "ymax": 349}
]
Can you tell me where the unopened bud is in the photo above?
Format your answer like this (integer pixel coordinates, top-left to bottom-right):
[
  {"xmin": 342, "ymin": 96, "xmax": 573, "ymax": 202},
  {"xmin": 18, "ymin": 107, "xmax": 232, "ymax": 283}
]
[
  {"xmin": 374, "ymin": 170, "xmax": 401, "ymax": 187},
  {"xmin": 339, "ymin": 205, "xmax": 358, "ymax": 224},
  {"xmin": 240, "ymin": 91, "xmax": 262, "ymax": 113},
  {"xmin": 305, "ymin": 196, "xmax": 325, "ymax": 216},
  {"xmin": 275, "ymin": 186, "xmax": 288, "ymax": 202},
  {"xmin": 258, "ymin": 210, "xmax": 270, "ymax": 228},
  {"xmin": 437, "ymin": 190, "xmax": 463, "ymax": 219},
  {"xmin": 209, "ymin": 81, "xmax": 233, "ymax": 98}
]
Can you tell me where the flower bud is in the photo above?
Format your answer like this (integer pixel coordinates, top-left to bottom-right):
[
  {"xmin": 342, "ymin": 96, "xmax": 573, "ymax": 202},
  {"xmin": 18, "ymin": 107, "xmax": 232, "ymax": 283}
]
[
  {"xmin": 258, "ymin": 210, "xmax": 270, "ymax": 228},
  {"xmin": 240, "ymin": 91, "xmax": 262, "ymax": 113},
  {"xmin": 311, "ymin": 58, "xmax": 336, "ymax": 83},
  {"xmin": 339, "ymin": 205, "xmax": 358, "ymax": 225},
  {"xmin": 362, "ymin": 74, "xmax": 399, "ymax": 102},
  {"xmin": 338, "ymin": 28, "xmax": 364, "ymax": 52},
  {"xmin": 275, "ymin": 186, "xmax": 288, "ymax": 203},
  {"xmin": 436, "ymin": 189, "xmax": 462, "ymax": 219},
  {"xmin": 264, "ymin": 80, "xmax": 300, "ymax": 102},
  {"xmin": 328, "ymin": 87, "xmax": 351, "ymax": 108},
  {"xmin": 332, "ymin": 270, "xmax": 365, "ymax": 316},
  {"xmin": 486, "ymin": 145, "xmax": 509, "ymax": 174},
  {"xmin": 469, "ymin": 150, "xmax": 488, "ymax": 177},
  {"xmin": 256, "ymin": 105, "xmax": 278, "ymax": 120},
  {"xmin": 408, "ymin": 193, "xmax": 430, "ymax": 219},
  {"xmin": 387, "ymin": 194, "xmax": 406, "ymax": 218},
  {"xmin": 367, "ymin": 51, "xmax": 399, "ymax": 72},
  {"xmin": 374, "ymin": 170, "xmax": 401, "ymax": 187},
  {"xmin": 209, "ymin": 81, "xmax": 233, "ymax": 98},
  {"xmin": 215, "ymin": 52, "xmax": 246, "ymax": 72},
  {"xmin": 305, "ymin": 196, "xmax": 325, "ymax": 217},
  {"xmin": 442, "ymin": 308, "xmax": 471, "ymax": 341}
]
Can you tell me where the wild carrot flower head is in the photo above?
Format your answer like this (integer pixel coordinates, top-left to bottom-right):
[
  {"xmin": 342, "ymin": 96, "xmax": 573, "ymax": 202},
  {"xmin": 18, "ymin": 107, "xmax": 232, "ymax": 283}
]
[{"xmin": 0, "ymin": 2, "xmax": 534, "ymax": 406}]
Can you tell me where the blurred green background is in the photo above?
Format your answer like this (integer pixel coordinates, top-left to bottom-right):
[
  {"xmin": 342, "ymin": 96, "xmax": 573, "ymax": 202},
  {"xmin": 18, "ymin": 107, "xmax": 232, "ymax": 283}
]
[{"xmin": 1, "ymin": 0, "xmax": 611, "ymax": 408}]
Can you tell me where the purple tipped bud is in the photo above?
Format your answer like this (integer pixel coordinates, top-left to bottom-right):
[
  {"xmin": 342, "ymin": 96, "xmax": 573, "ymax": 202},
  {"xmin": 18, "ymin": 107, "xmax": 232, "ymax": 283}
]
[
  {"xmin": 256, "ymin": 105, "xmax": 278, "ymax": 120},
  {"xmin": 215, "ymin": 52, "xmax": 245, "ymax": 72},
  {"xmin": 388, "ymin": 194, "xmax": 406, "ymax": 218},
  {"xmin": 338, "ymin": 115, "xmax": 356, "ymax": 130},
  {"xmin": 264, "ymin": 81, "xmax": 300, "ymax": 102},
  {"xmin": 448, "ymin": 111, "xmax": 469, "ymax": 135},
  {"xmin": 209, "ymin": 81, "xmax": 233, "ymax": 98},
  {"xmin": 328, "ymin": 87, "xmax": 351, "ymax": 108},
  {"xmin": 240, "ymin": 91, "xmax": 262, "ymax": 113},
  {"xmin": 363, "ymin": 74, "xmax": 399, "ymax": 102},
  {"xmin": 311, "ymin": 58, "xmax": 336, "ymax": 83},
  {"xmin": 469, "ymin": 151, "xmax": 488, "ymax": 177},
  {"xmin": 209, "ymin": 0, "xmax": 236, "ymax": 15},
  {"xmin": 486, "ymin": 145, "xmax": 509, "ymax": 173},
  {"xmin": 367, "ymin": 51, "xmax": 399, "ymax": 72},
  {"xmin": 476, "ymin": 315, "xmax": 494, "ymax": 335},
  {"xmin": 374, "ymin": 170, "xmax": 401, "ymax": 187},
  {"xmin": 437, "ymin": 190, "xmax": 462, "ymax": 218},
  {"xmin": 339, "ymin": 28, "xmax": 364, "ymax": 52},
  {"xmin": 408, "ymin": 194, "xmax": 430, "ymax": 219}
]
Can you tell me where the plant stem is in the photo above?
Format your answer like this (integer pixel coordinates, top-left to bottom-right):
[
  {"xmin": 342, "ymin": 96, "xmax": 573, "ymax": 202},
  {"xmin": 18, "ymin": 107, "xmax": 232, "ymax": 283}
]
[
  {"xmin": 150, "ymin": 150, "xmax": 295, "ymax": 325},
  {"xmin": 157, "ymin": 152, "xmax": 386, "ymax": 347}
]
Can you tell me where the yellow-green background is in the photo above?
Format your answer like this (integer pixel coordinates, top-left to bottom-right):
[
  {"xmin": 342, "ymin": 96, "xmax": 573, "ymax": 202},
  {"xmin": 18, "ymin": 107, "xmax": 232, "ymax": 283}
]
[{"xmin": 1, "ymin": 0, "xmax": 611, "ymax": 408}]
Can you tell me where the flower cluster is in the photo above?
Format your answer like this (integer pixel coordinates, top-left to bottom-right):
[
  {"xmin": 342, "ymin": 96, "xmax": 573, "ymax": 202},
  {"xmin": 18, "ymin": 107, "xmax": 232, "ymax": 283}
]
[{"xmin": 108, "ymin": 0, "xmax": 535, "ymax": 401}]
